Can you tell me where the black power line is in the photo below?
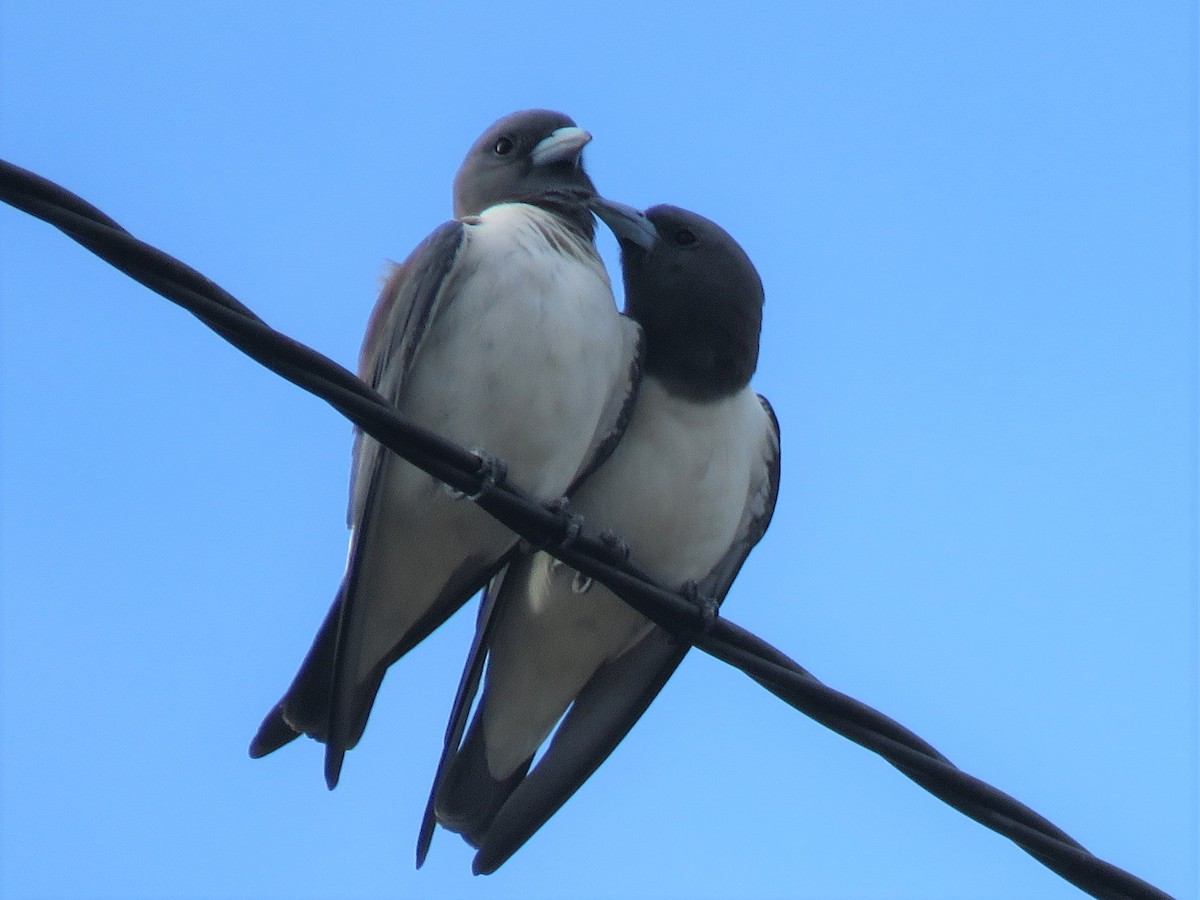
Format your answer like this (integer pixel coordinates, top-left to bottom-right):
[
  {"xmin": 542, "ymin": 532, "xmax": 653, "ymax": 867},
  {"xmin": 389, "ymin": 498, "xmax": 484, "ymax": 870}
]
[{"xmin": 0, "ymin": 158, "xmax": 1175, "ymax": 900}]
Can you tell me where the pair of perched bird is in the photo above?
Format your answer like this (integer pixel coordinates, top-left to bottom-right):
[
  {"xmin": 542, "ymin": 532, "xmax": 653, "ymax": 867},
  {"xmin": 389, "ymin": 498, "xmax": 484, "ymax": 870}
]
[{"xmin": 248, "ymin": 109, "xmax": 781, "ymax": 874}]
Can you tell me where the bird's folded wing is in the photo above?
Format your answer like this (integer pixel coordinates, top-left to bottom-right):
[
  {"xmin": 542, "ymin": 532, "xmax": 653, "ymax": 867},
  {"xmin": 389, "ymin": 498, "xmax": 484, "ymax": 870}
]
[
  {"xmin": 326, "ymin": 220, "xmax": 477, "ymax": 787},
  {"xmin": 423, "ymin": 392, "xmax": 781, "ymax": 871}
]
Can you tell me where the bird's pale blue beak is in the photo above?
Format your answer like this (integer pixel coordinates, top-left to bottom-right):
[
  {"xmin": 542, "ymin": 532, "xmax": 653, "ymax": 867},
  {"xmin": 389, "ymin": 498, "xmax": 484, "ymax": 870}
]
[
  {"xmin": 590, "ymin": 196, "xmax": 658, "ymax": 250},
  {"xmin": 530, "ymin": 126, "xmax": 592, "ymax": 166}
]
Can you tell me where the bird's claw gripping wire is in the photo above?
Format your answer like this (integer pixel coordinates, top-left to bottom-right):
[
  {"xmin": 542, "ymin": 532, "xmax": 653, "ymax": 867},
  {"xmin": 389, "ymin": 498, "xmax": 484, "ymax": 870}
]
[
  {"xmin": 549, "ymin": 497, "xmax": 584, "ymax": 550},
  {"xmin": 443, "ymin": 448, "xmax": 508, "ymax": 501},
  {"xmin": 680, "ymin": 579, "xmax": 719, "ymax": 640},
  {"xmin": 519, "ymin": 498, "xmax": 592, "ymax": 592},
  {"xmin": 598, "ymin": 528, "xmax": 631, "ymax": 564},
  {"xmin": 567, "ymin": 530, "xmax": 629, "ymax": 594},
  {"xmin": 518, "ymin": 496, "xmax": 584, "ymax": 557}
]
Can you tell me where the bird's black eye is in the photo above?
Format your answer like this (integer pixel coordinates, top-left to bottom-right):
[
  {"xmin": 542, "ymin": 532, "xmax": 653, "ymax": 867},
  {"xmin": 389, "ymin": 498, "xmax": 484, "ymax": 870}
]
[
  {"xmin": 493, "ymin": 136, "xmax": 515, "ymax": 156},
  {"xmin": 674, "ymin": 228, "xmax": 698, "ymax": 246}
]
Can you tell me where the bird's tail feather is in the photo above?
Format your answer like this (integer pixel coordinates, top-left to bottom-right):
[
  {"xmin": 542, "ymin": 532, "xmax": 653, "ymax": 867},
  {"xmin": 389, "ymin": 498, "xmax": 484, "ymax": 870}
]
[
  {"xmin": 435, "ymin": 718, "xmax": 531, "ymax": 846},
  {"xmin": 248, "ymin": 704, "xmax": 302, "ymax": 758}
]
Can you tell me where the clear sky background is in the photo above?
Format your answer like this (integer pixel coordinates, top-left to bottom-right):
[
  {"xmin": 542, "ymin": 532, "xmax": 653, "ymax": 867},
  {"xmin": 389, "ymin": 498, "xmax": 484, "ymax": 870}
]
[{"xmin": 0, "ymin": 3, "xmax": 1195, "ymax": 899}]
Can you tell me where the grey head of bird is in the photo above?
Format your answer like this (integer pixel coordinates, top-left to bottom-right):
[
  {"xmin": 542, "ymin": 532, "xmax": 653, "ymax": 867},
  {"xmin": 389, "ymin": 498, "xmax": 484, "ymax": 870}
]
[{"xmin": 453, "ymin": 109, "xmax": 596, "ymax": 219}]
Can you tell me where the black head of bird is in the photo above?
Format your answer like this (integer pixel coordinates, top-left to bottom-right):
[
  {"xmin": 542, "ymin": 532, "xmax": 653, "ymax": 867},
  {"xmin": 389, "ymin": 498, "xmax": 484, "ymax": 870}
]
[{"xmin": 593, "ymin": 199, "xmax": 764, "ymax": 402}]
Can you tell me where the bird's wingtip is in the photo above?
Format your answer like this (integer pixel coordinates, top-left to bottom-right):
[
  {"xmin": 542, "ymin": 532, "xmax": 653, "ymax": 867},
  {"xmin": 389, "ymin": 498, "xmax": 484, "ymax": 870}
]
[
  {"xmin": 472, "ymin": 845, "xmax": 507, "ymax": 876},
  {"xmin": 324, "ymin": 748, "xmax": 345, "ymax": 790},
  {"xmin": 415, "ymin": 798, "xmax": 438, "ymax": 869},
  {"xmin": 248, "ymin": 704, "xmax": 300, "ymax": 759}
]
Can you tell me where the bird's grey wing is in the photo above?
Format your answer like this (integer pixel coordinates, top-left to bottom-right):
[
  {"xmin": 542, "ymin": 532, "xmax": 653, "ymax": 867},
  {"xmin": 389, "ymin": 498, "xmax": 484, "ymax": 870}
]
[
  {"xmin": 415, "ymin": 564, "xmax": 509, "ymax": 867},
  {"xmin": 567, "ymin": 315, "xmax": 643, "ymax": 490},
  {"xmin": 698, "ymin": 395, "xmax": 781, "ymax": 598},
  {"xmin": 249, "ymin": 221, "xmax": 471, "ymax": 771},
  {"xmin": 346, "ymin": 220, "xmax": 469, "ymax": 528},
  {"xmin": 471, "ymin": 392, "xmax": 782, "ymax": 874}
]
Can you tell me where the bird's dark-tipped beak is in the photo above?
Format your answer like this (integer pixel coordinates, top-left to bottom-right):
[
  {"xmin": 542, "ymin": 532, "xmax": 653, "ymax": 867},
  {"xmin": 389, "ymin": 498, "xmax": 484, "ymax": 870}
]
[
  {"xmin": 530, "ymin": 126, "xmax": 592, "ymax": 166},
  {"xmin": 590, "ymin": 196, "xmax": 658, "ymax": 250}
]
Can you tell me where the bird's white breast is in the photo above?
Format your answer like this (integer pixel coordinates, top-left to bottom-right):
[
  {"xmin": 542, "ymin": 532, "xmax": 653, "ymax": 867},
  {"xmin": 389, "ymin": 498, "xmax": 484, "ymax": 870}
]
[
  {"xmin": 480, "ymin": 379, "xmax": 772, "ymax": 775},
  {"xmin": 397, "ymin": 203, "xmax": 623, "ymax": 501},
  {"xmin": 569, "ymin": 379, "xmax": 770, "ymax": 585}
]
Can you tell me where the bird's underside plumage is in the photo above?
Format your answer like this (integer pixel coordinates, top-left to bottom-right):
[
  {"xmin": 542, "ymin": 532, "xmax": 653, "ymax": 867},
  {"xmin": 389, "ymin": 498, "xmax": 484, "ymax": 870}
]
[
  {"xmin": 248, "ymin": 111, "xmax": 643, "ymax": 791},
  {"xmin": 422, "ymin": 203, "xmax": 780, "ymax": 874}
]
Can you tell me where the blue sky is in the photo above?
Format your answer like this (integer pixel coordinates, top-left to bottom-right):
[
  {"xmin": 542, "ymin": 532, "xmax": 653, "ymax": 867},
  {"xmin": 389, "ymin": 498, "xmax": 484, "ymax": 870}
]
[{"xmin": 0, "ymin": 3, "xmax": 1195, "ymax": 899}]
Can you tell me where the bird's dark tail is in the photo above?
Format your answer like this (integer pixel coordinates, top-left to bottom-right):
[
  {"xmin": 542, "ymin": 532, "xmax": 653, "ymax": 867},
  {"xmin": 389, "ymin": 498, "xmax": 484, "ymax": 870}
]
[
  {"xmin": 248, "ymin": 704, "xmax": 302, "ymax": 758},
  {"xmin": 434, "ymin": 717, "xmax": 531, "ymax": 847},
  {"xmin": 247, "ymin": 595, "xmax": 342, "ymax": 758}
]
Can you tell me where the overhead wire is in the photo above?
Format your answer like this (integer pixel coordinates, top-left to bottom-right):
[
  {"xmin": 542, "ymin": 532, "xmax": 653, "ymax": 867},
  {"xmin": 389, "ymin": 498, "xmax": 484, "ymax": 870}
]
[{"xmin": 0, "ymin": 158, "xmax": 1175, "ymax": 900}]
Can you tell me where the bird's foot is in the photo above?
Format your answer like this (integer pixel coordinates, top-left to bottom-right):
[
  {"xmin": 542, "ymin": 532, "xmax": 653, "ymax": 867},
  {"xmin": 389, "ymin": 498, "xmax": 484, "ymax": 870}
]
[
  {"xmin": 565, "ymin": 529, "xmax": 628, "ymax": 593},
  {"xmin": 680, "ymin": 579, "xmax": 719, "ymax": 640},
  {"xmin": 443, "ymin": 448, "xmax": 508, "ymax": 501},
  {"xmin": 532, "ymin": 498, "xmax": 592, "ymax": 592},
  {"xmin": 518, "ymin": 496, "xmax": 584, "ymax": 558},
  {"xmin": 598, "ymin": 529, "xmax": 631, "ymax": 564}
]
